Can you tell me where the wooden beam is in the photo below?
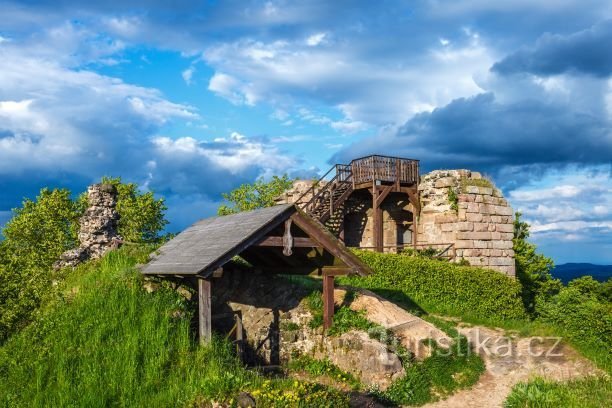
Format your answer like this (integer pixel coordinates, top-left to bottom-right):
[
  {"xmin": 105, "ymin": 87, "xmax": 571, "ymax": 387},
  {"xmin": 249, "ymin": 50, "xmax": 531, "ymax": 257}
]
[
  {"xmin": 198, "ymin": 278, "xmax": 212, "ymax": 345},
  {"xmin": 374, "ymin": 184, "xmax": 394, "ymax": 209},
  {"xmin": 322, "ymin": 267, "xmax": 350, "ymax": 276},
  {"xmin": 323, "ymin": 275, "xmax": 335, "ymax": 330},
  {"xmin": 255, "ymin": 236, "xmax": 318, "ymax": 247},
  {"xmin": 290, "ymin": 210, "xmax": 372, "ymax": 276}
]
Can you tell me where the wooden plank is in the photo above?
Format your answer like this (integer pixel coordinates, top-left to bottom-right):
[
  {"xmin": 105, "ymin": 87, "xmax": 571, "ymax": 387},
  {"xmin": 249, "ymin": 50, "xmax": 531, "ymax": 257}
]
[
  {"xmin": 323, "ymin": 275, "xmax": 335, "ymax": 330},
  {"xmin": 198, "ymin": 278, "xmax": 212, "ymax": 345},
  {"xmin": 255, "ymin": 236, "xmax": 318, "ymax": 247}
]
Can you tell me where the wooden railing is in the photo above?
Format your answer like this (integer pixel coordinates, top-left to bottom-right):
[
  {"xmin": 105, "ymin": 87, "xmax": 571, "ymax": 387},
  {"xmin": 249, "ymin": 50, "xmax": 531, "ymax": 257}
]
[
  {"xmin": 295, "ymin": 164, "xmax": 352, "ymax": 214},
  {"xmin": 350, "ymin": 155, "xmax": 419, "ymax": 185}
]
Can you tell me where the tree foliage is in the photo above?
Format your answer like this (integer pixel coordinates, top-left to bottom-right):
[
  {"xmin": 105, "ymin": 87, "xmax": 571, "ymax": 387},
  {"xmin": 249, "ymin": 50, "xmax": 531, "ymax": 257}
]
[
  {"xmin": 98, "ymin": 177, "xmax": 168, "ymax": 242},
  {"xmin": 217, "ymin": 175, "xmax": 294, "ymax": 215},
  {"xmin": 0, "ymin": 179, "xmax": 168, "ymax": 342},
  {"xmin": 513, "ymin": 212, "xmax": 559, "ymax": 315}
]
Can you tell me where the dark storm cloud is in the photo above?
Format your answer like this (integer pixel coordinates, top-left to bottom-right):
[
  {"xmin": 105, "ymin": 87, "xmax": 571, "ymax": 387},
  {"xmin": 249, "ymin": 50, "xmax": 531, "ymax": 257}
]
[
  {"xmin": 492, "ymin": 20, "xmax": 612, "ymax": 77},
  {"xmin": 333, "ymin": 93, "xmax": 612, "ymax": 182}
]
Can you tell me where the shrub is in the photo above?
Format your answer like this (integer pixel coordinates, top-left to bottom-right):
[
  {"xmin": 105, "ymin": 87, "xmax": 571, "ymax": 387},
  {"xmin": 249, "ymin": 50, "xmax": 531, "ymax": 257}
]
[
  {"xmin": 505, "ymin": 376, "xmax": 612, "ymax": 408},
  {"xmin": 537, "ymin": 277, "xmax": 612, "ymax": 371},
  {"xmin": 340, "ymin": 250, "xmax": 527, "ymax": 322}
]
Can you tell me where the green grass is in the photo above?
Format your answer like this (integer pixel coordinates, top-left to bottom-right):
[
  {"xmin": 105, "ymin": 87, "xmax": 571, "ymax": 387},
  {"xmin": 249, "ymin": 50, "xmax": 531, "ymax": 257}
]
[
  {"xmin": 287, "ymin": 355, "xmax": 362, "ymax": 390},
  {"xmin": 376, "ymin": 316, "xmax": 485, "ymax": 406},
  {"xmin": 460, "ymin": 177, "xmax": 494, "ymax": 191},
  {"xmin": 504, "ymin": 376, "xmax": 612, "ymax": 408},
  {"xmin": 0, "ymin": 247, "xmax": 347, "ymax": 407}
]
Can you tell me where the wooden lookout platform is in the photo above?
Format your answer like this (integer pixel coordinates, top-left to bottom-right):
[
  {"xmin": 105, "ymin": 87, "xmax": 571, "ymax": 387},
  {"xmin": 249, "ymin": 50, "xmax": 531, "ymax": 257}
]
[
  {"xmin": 141, "ymin": 204, "xmax": 371, "ymax": 344},
  {"xmin": 295, "ymin": 155, "xmax": 421, "ymax": 252}
]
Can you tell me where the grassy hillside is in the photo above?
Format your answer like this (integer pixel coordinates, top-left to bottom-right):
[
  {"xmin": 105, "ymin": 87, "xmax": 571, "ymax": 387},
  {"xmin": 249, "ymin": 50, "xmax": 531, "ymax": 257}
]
[{"xmin": 0, "ymin": 246, "xmax": 346, "ymax": 407}]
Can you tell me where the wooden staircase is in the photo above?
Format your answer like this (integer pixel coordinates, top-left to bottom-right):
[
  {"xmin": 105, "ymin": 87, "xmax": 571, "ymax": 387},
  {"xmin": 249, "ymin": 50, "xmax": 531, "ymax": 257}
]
[{"xmin": 296, "ymin": 164, "xmax": 354, "ymax": 224}]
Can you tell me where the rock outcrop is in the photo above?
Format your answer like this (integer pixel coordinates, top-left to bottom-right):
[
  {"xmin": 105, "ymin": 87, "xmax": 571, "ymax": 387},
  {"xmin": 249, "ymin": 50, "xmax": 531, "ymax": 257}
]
[
  {"xmin": 209, "ymin": 268, "xmax": 452, "ymax": 389},
  {"xmin": 54, "ymin": 184, "xmax": 121, "ymax": 270}
]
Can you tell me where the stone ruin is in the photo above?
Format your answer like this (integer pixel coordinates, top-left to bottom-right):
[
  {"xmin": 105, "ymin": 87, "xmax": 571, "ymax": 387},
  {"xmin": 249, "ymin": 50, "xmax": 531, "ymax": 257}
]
[
  {"xmin": 278, "ymin": 168, "xmax": 516, "ymax": 276},
  {"xmin": 54, "ymin": 184, "xmax": 122, "ymax": 270},
  {"xmin": 419, "ymin": 170, "xmax": 515, "ymax": 276}
]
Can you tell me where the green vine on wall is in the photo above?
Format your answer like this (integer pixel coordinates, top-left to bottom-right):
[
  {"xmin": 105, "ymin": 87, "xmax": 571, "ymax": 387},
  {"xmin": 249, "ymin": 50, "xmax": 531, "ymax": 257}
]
[{"xmin": 448, "ymin": 187, "xmax": 459, "ymax": 212}]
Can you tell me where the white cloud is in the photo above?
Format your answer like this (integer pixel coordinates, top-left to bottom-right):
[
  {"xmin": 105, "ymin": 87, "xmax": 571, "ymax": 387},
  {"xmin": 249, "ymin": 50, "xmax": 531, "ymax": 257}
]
[
  {"xmin": 152, "ymin": 132, "xmax": 295, "ymax": 175},
  {"xmin": 182, "ymin": 66, "xmax": 196, "ymax": 84},
  {"xmin": 208, "ymin": 72, "xmax": 258, "ymax": 105},
  {"xmin": 306, "ymin": 32, "xmax": 327, "ymax": 46},
  {"xmin": 202, "ymin": 30, "xmax": 495, "ymax": 125}
]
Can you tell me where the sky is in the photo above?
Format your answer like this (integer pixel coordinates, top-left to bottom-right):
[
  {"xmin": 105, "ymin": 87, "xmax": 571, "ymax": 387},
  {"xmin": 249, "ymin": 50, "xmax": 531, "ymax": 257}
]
[{"xmin": 0, "ymin": 0, "xmax": 611, "ymax": 264}]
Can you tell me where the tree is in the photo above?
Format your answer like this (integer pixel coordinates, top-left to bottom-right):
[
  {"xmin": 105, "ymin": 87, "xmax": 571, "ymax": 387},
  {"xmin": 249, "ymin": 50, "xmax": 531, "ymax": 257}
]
[
  {"xmin": 0, "ymin": 188, "xmax": 81, "ymax": 341},
  {"xmin": 513, "ymin": 211, "xmax": 560, "ymax": 315},
  {"xmin": 217, "ymin": 175, "xmax": 294, "ymax": 215},
  {"xmin": 91, "ymin": 177, "xmax": 168, "ymax": 242},
  {"xmin": 0, "ymin": 178, "xmax": 169, "ymax": 341}
]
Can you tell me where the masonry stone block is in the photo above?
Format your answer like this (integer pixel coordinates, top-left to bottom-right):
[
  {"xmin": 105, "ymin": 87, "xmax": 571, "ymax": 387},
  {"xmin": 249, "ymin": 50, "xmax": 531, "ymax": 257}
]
[
  {"xmin": 467, "ymin": 203, "xmax": 480, "ymax": 213},
  {"xmin": 475, "ymin": 195, "xmax": 483, "ymax": 203},
  {"xmin": 491, "ymin": 240, "xmax": 513, "ymax": 249},
  {"xmin": 495, "ymin": 205, "xmax": 514, "ymax": 216},
  {"xmin": 474, "ymin": 240, "xmax": 489, "ymax": 248},
  {"xmin": 457, "ymin": 231, "xmax": 492, "ymax": 240},
  {"xmin": 466, "ymin": 212, "xmax": 483, "ymax": 222},
  {"xmin": 496, "ymin": 223, "xmax": 514, "ymax": 233},
  {"xmin": 473, "ymin": 223, "xmax": 489, "ymax": 232},
  {"xmin": 489, "ymin": 257, "xmax": 514, "ymax": 266},
  {"xmin": 434, "ymin": 177, "xmax": 456, "ymax": 188},
  {"xmin": 457, "ymin": 222, "xmax": 474, "ymax": 231},
  {"xmin": 454, "ymin": 240, "xmax": 473, "ymax": 249}
]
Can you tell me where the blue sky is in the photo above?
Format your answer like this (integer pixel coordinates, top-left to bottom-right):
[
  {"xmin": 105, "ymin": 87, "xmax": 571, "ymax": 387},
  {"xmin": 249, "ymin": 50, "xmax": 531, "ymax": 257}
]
[{"xmin": 0, "ymin": 0, "xmax": 610, "ymax": 264}]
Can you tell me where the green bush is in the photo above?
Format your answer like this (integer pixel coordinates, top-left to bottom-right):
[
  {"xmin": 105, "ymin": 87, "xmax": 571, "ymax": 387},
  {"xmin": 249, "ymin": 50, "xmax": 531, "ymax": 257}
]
[
  {"xmin": 341, "ymin": 250, "xmax": 527, "ymax": 323},
  {"xmin": 537, "ymin": 277, "xmax": 612, "ymax": 371}
]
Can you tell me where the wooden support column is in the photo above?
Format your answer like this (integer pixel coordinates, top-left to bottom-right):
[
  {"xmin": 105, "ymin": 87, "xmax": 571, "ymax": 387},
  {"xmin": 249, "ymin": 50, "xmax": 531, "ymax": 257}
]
[
  {"xmin": 198, "ymin": 278, "xmax": 212, "ymax": 345},
  {"xmin": 322, "ymin": 274, "xmax": 335, "ymax": 330}
]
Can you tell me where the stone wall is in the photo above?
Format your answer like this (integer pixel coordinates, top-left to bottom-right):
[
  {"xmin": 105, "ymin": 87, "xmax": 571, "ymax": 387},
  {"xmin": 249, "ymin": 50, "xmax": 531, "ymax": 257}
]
[{"xmin": 418, "ymin": 170, "xmax": 515, "ymax": 276}]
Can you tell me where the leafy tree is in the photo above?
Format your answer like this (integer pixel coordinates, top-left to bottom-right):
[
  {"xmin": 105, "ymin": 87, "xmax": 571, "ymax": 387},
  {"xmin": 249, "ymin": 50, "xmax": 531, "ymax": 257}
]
[
  {"xmin": 1, "ymin": 188, "xmax": 80, "ymax": 270},
  {"xmin": 513, "ymin": 211, "xmax": 560, "ymax": 315},
  {"xmin": 94, "ymin": 177, "xmax": 168, "ymax": 242},
  {"xmin": 0, "ymin": 179, "xmax": 168, "ymax": 341},
  {"xmin": 217, "ymin": 175, "xmax": 294, "ymax": 215},
  {"xmin": 0, "ymin": 188, "xmax": 81, "ymax": 341}
]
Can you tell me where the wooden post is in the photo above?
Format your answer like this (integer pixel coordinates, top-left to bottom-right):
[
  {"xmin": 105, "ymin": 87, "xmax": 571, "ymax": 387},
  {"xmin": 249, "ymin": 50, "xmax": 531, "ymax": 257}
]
[
  {"xmin": 198, "ymin": 278, "xmax": 212, "ymax": 345},
  {"xmin": 235, "ymin": 313, "xmax": 244, "ymax": 359},
  {"xmin": 372, "ymin": 185, "xmax": 383, "ymax": 252},
  {"xmin": 323, "ymin": 275, "xmax": 335, "ymax": 330}
]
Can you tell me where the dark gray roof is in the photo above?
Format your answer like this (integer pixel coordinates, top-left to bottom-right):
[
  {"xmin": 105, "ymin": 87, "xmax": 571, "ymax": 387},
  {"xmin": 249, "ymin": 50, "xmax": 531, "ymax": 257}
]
[{"xmin": 141, "ymin": 204, "xmax": 295, "ymax": 276}]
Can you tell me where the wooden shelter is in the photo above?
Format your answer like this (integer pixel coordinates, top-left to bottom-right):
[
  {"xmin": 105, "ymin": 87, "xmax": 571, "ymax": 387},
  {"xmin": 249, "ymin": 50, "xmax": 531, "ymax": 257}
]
[{"xmin": 141, "ymin": 204, "xmax": 371, "ymax": 343}]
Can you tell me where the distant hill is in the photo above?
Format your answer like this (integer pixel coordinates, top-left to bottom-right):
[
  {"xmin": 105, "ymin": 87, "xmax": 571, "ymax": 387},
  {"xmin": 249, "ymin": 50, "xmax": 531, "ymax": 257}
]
[{"xmin": 551, "ymin": 263, "xmax": 612, "ymax": 284}]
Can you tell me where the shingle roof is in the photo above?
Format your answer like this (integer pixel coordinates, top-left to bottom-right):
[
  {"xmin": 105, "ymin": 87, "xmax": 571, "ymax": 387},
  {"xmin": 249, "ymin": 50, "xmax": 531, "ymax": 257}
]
[{"xmin": 141, "ymin": 204, "xmax": 295, "ymax": 276}]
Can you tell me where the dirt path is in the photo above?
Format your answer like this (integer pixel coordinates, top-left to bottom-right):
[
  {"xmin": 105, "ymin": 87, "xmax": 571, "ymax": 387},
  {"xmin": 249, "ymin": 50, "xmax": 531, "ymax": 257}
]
[{"xmin": 423, "ymin": 325, "xmax": 600, "ymax": 408}]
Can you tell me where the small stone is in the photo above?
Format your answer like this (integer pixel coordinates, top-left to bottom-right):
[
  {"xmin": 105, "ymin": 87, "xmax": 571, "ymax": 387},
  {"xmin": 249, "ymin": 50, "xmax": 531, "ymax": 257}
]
[{"xmin": 237, "ymin": 392, "xmax": 256, "ymax": 407}]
